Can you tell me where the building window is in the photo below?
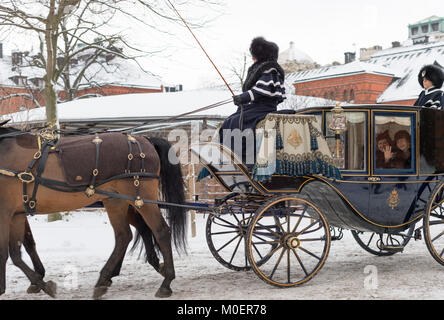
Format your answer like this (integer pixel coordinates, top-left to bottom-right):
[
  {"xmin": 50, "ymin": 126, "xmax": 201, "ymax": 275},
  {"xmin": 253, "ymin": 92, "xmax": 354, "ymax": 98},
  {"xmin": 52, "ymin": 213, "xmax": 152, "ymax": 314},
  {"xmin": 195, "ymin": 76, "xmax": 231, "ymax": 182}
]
[
  {"xmin": 343, "ymin": 90, "xmax": 348, "ymax": 102},
  {"xmin": 330, "ymin": 92, "xmax": 335, "ymax": 100},
  {"xmin": 411, "ymin": 27, "xmax": 418, "ymax": 35},
  {"xmin": 421, "ymin": 24, "xmax": 429, "ymax": 33},
  {"xmin": 431, "ymin": 23, "xmax": 439, "ymax": 32},
  {"xmin": 350, "ymin": 89, "xmax": 355, "ymax": 103},
  {"xmin": 324, "ymin": 92, "xmax": 328, "ymax": 99}
]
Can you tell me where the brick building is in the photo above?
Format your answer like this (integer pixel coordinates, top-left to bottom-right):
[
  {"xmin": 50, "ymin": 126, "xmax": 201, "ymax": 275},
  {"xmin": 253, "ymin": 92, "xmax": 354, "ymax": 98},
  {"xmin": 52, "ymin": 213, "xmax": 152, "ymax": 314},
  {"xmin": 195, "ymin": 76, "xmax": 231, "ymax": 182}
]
[
  {"xmin": 288, "ymin": 16, "xmax": 444, "ymax": 106},
  {"xmin": 290, "ymin": 61, "xmax": 396, "ymax": 104},
  {"xmin": 0, "ymin": 44, "xmax": 164, "ymax": 115}
]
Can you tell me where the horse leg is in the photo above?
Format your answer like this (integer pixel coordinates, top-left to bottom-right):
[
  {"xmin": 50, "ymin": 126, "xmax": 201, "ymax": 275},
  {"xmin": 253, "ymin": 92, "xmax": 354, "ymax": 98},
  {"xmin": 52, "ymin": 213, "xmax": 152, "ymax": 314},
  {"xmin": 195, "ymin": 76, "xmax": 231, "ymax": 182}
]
[
  {"xmin": 127, "ymin": 205, "xmax": 162, "ymax": 275},
  {"xmin": 9, "ymin": 214, "xmax": 56, "ymax": 297},
  {"xmin": 134, "ymin": 203, "xmax": 175, "ymax": 298},
  {"xmin": 93, "ymin": 198, "xmax": 133, "ymax": 300},
  {"xmin": 0, "ymin": 212, "xmax": 10, "ymax": 296},
  {"xmin": 22, "ymin": 218, "xmax": 46, "ymax": 293}
]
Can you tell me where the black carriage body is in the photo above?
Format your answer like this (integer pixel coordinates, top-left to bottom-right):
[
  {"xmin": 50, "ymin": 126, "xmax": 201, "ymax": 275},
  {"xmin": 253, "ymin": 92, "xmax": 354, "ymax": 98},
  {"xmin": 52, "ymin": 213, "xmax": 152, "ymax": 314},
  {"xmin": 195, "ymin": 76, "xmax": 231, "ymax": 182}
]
[{"xmin": 191, "ymin": 105, "xmax": 444, "ymax": 234}]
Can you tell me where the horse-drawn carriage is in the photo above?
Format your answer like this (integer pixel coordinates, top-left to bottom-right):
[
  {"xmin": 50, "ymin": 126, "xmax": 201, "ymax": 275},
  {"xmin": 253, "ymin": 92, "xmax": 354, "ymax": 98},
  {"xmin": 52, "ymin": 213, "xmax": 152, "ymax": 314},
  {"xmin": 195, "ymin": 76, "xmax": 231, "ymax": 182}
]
[
  {"xmin": 1, "ymin": 103, "xmax": 444, "ymax": 298},
  {"xmin": 190, "ymin": 104, "xmax": 444, "ymax": 287}
]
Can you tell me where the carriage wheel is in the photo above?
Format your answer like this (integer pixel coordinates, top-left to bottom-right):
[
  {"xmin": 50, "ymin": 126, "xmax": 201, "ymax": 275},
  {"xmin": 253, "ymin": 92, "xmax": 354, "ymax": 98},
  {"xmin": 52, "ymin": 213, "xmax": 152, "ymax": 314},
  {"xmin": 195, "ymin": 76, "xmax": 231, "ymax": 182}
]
[
  {"xmin": 351, "ymin": 230, "xmax": 412, "ymax": 256},
  {"xmin": 423, "ymin": 181, "xmax": 444, "ymax": 266},
  {"xmin": 206, "ymin": 212, "xmax": 254, "ymax": 271},
  {"xmin": 247, "ymin": 196, "xmax": 330, "ymax": 287}
]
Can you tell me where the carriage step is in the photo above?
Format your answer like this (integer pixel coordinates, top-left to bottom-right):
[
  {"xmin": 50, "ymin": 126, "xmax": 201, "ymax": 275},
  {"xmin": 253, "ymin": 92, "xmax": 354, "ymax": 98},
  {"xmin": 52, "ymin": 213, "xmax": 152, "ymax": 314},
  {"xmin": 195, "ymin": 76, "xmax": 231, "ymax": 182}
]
[{"xmin": 380, "ymin": 245, "xmax": 405, "ymax": 253}]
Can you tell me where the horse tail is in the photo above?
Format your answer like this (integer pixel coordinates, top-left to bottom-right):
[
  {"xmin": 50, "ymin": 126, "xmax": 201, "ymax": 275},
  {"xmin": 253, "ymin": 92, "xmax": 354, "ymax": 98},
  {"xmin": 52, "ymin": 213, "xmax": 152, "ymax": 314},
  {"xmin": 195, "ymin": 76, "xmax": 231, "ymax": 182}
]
[{"xmin": 146, "ymin": 136, "xmax": 188, "ymax": 253}]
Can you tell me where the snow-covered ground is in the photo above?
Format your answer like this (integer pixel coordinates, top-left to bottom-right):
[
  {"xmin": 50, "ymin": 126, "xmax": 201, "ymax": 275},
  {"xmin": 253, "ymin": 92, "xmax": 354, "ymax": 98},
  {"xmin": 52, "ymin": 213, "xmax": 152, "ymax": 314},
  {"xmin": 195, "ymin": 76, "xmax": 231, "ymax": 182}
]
[{"xmin": 1, "ymin": 210, "xmax": 443, "ymax": 300}]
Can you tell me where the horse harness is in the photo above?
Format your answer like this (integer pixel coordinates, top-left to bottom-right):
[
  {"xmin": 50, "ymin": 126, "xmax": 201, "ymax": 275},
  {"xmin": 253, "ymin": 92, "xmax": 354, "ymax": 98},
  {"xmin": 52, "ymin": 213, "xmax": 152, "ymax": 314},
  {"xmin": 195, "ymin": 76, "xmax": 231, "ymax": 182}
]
[{"xmin": 0, "ymin": 130, "xmax": 160, "ymax": 216}]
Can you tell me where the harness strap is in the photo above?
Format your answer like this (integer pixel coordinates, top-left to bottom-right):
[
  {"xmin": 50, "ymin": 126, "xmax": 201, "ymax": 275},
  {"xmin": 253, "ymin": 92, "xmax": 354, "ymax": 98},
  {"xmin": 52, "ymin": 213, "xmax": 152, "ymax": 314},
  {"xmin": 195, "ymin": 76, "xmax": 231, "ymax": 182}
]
[
  {"xmin": 85, "ymin": 134, "xmax": 103, "ymax": 197},
  {"xmin": 22, "ymin": 137, "xmax": 58, "ymax": 215}
]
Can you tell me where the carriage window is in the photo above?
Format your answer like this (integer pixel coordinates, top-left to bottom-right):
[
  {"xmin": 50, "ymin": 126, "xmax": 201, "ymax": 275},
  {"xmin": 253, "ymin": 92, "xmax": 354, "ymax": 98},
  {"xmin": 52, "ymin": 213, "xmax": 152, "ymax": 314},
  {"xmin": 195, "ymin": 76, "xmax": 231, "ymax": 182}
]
[
  {"xmin": 326, "ymin": 112, "xmax": 366, "ymax": 171},
  {"xmin": 374, "ymin": 115, "xmax": 413, "ymax": 170}
]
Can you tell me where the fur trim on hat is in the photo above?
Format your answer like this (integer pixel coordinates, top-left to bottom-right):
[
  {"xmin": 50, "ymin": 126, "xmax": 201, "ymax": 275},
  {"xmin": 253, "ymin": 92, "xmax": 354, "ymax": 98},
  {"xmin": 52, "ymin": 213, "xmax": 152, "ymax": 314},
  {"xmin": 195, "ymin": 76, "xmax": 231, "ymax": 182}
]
[
  {"xmin": 249, "ymin": 37, "xmax": 279, "ymax": 62},
  {"xmin": 418, "ymin": 64, "xmax": 444, "ymax": 88}
]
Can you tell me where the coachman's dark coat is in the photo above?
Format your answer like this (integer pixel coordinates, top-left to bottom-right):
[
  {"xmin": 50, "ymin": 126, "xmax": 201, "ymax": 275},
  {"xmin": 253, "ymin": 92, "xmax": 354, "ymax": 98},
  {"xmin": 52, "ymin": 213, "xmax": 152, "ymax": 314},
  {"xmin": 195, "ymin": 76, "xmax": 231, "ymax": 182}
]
[{"xmin": 219, "ymin": 38, "xmax": 287, "ymax": 163}]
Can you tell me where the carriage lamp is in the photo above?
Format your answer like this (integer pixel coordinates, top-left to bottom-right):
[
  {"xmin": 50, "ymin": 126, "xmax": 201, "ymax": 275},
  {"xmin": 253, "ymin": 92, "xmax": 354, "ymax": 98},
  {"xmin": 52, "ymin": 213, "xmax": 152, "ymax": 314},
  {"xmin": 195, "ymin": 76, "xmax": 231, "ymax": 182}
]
[{"xmin": 328, "ymin": 103, "xmax": 346, "ymax": 166}]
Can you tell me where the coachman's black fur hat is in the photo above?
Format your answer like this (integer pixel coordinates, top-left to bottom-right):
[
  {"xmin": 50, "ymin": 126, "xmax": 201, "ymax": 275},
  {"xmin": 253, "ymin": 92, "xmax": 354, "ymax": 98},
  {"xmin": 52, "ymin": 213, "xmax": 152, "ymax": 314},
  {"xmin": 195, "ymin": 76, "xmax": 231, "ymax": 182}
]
[
  {"xmin": 418, "ymin": 64, "xmax": 444, "ymax": 88},
  {"xmin": 249, "ymin": 37, "xmax": 279, "ymax": 62}
]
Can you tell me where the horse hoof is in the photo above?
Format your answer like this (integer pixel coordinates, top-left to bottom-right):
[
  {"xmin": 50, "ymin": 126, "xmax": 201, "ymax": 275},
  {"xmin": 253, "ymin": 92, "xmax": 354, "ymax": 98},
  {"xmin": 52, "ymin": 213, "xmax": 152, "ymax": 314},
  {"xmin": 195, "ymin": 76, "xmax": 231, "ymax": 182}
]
[
  {"xmin": 27, "ymin": 284, "xmax": 42, "ymax": 294},
  {"xmin": 155, "ymin": 287, "xmax": 172, "ymax": 298},
  {"xmin": 43, "ymin": 281, "xmax": 57, "ymax": 298},
  {"xmin": 93, "ymin": 286, "xmax": 108, "ymax": 300},
  {"xmin": 158, "ymin": 263, "xmax": 165, "ymax": 277}
]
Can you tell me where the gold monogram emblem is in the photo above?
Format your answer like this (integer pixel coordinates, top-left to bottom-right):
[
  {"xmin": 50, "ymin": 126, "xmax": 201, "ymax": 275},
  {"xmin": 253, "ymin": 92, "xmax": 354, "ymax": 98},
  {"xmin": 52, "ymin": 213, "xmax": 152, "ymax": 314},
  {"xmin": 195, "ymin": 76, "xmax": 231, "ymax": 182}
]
[
  {"xmin": 287, "ymin": 129, "xmax": 303, "ymax": 148},
  {"xmin": 387, "ymin": 189, "xmax": 399, "ymax": 210}
]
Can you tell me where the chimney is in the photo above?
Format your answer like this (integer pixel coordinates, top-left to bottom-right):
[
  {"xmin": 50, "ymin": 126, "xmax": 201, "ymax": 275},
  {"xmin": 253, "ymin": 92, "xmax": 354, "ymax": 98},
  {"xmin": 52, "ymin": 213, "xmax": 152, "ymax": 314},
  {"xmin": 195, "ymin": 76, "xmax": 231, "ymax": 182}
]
[
  {"xmin": 392, "ymin": 41, "xmax": 401, "ymax": 48},
  {"xmin": 0, "ymin": 43, "xmax": 2, "ymax": 59},
  {"xmin": 344, "ymin": 52, "xmax": 356, "ymax": 64}
]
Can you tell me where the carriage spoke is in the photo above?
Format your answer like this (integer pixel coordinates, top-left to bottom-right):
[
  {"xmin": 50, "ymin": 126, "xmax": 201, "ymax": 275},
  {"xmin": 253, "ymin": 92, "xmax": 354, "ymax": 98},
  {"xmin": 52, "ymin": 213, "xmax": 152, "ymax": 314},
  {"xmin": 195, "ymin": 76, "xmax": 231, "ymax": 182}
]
[
  {"xmin": 269, "ymin": 247, "xmax": 286, "ymax": 280},
  {"xmin": 255, "ymin": 222, "xmax": 282, "ymax": 239},
  {"xmin": 291, "ymin": 248, "xmax": 309, "ymax": 276},
  {"xmin": 366, "ymin": 232, "xmax": 375, "ymax": 247},
  {"xmin": 299, "ymin": 237, "xmax": 327, "ymax": 242},
  {"xmin": 431, "ymin": 231, "xmax": 444, "ymax": 243},
  {"xmin": 295, "ymin": 218, "xmax": 321, "ymax": 237},
  {"xmin": 211, "ymin": 230, "xmax": 239, "ymax": 236},
  {"xmin": 287, "ymin": 248, "xmax": 291, "ymax": 283},
  {"xmin": 298, "ymin": 246, "xmax": 322, "ymax": 261},
  {"xmin": 291, "ymin": 206, "xmax": 307, "ymax": 234},
  {"xmin": 229, "ymin": 235, "xmax": 244, "ymax": 265},
  {"xmin": 216, "ymin": 234, "xmax": 241, "ymax": 253}
]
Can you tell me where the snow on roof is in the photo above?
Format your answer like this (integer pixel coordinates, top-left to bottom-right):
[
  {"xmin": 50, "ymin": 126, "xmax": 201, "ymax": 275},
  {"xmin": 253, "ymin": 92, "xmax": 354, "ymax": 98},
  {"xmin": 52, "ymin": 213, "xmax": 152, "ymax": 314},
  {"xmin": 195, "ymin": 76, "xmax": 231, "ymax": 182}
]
[
  {"xmin": 1, "ymin": 84, "xmax": 338, "ymax": 126},
  {"xmin": 1, "ymin": 89, "xmax": 237, "ymax": 125},
  {"xmin": 0, "ymin": 53, "xmax": 162, "ymax": 89},
  {"xmin": 74, "ymin": 56, "xmax": 162, "ymax": 89},
  {"xmin": 371, "ymin": 40, "xmax": 444, "ymax": 103},
  {"xmin": 278, "ymin": 41, "xmax": 313, "ymax": 64},
  {"xmin": 410, "ymin": 15, "xmax": 443, "ymax": 25},
  {"xmin": 287, "ymin": 60, "xmax": 397, "ymax": 83}
]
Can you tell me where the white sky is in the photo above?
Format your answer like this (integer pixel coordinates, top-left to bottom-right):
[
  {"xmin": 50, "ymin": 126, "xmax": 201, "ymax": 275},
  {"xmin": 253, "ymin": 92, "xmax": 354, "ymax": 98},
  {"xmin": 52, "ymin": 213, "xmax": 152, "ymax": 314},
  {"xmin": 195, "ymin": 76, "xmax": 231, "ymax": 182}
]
[
  {"xmin": 1, "ymin": 0, "xmax": 443, "ymax": 92},
  {"xmin": 137, "ymin": 0, "xmax": 444, "ymax": 90}
]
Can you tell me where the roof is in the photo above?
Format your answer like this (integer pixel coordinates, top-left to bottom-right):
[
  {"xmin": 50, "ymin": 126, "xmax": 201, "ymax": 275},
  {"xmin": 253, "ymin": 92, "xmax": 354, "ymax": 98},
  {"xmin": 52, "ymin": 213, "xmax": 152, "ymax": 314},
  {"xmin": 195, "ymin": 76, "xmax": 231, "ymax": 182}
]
[
  {"xmin": 287, "ymin": 60, "xmax": 397, "ymax": 83},
  {"xmin": 409, "ymin": 16, "xmax": 443, "ymax": 26},
  {"xmin": 0, "ymin": 86, "xmax": 338, "ymax": 128},
  {"xmin": 370, "ymin": 40, "xmax": 444, "ymax": 103},
  {"xmin": 0, "ymin": 53, "xmax": 162, "ymax": 90},
  {"xmin": 278, "ymin": 42, "xmax": 313, "ymax": 65}
]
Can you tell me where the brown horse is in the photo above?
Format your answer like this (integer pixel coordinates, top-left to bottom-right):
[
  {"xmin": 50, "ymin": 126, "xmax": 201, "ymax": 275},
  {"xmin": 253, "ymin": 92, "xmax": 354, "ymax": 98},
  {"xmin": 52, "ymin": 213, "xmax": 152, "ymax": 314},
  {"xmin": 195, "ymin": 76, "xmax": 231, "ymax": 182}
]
[{"xmin": 0, "ymin": 127, "xmax": 187, "ymax": 299}]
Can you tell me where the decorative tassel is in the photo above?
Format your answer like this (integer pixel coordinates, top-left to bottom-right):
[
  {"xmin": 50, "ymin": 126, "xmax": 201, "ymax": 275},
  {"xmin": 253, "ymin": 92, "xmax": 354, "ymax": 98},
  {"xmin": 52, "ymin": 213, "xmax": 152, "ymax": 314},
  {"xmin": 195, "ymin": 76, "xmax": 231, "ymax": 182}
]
[{"xmin": 197, "ymin": 167, "xmax": 211, "ymax": 181}]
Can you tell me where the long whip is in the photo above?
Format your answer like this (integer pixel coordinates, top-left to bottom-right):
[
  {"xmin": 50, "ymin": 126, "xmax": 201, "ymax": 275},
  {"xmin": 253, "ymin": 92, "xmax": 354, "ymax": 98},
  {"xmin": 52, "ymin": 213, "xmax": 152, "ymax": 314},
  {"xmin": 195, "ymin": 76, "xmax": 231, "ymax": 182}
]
[{"xmin": 166, "ymin": 0, "xmax": 234, "ymax": 96}]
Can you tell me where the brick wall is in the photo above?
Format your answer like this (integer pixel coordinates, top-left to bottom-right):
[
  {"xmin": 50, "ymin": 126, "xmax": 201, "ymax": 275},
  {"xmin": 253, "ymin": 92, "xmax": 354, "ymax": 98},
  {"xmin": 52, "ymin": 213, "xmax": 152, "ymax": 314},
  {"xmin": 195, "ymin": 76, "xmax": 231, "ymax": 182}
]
[
  {"xmin": 0, "ymin": 84, "xmax": 163, "ymax": 115},
  {"xmin": 293, "ymin": 73, "xmax": 394, "ymax": 104},
  {"xmin": 0, "ymin": 86, "xmax": 45, "ymax": 114}
]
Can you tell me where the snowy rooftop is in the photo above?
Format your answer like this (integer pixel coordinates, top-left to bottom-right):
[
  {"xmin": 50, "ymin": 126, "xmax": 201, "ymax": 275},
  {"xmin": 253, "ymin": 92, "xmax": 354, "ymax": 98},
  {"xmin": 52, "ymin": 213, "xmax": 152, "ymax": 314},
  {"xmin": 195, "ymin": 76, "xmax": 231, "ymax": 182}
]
[
  {"xmin": 1, "ymin": 87, "xmax": 337, "ymax": 126},
  {"xmin": 369, "ymin": 40, "xmax": 444, "ymax": 103},
  {"xmin": 287, "ymin": 60, "xmax": 397, "ymax": 83},
  {"xmin": 0, "ymin": 53, "xmax": 162, "ymax": 89}
]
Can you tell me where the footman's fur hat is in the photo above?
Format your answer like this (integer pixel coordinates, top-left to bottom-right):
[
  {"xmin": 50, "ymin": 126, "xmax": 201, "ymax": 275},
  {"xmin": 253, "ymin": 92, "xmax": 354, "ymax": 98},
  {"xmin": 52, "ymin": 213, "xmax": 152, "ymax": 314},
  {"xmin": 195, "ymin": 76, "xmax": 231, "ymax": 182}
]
[
  {"xmin": 418, "ymin": 64, "xmax": 444, "ymax": 88},
  {"xmin": 249, "ymin": 37, "xmax": 279, "ymax": 62}
]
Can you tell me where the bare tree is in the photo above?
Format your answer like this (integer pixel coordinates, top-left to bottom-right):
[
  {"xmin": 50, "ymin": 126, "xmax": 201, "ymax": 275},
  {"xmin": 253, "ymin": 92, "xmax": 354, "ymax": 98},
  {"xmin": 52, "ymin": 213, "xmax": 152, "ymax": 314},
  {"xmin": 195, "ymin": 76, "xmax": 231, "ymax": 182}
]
[{"xmin": 0, "ymin": 0, "xmax": 222, "ymax": 127}]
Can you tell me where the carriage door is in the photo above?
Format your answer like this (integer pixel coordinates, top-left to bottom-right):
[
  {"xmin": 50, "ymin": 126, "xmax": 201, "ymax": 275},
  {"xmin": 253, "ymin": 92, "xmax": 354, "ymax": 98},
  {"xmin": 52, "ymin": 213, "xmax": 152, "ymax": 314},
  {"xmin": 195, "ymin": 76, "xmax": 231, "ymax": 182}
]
[{"xmin": 368, "ymin": 111, "xmax": 417, "ymax": 227}]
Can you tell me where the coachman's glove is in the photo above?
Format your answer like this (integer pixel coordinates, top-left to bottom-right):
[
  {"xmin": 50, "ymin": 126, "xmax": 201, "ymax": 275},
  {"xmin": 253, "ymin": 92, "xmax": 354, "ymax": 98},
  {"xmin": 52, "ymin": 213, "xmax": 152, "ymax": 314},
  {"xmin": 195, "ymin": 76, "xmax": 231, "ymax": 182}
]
[{"xmin": 232, "ymin": 95, "xmax": 243, "ymax": 106}]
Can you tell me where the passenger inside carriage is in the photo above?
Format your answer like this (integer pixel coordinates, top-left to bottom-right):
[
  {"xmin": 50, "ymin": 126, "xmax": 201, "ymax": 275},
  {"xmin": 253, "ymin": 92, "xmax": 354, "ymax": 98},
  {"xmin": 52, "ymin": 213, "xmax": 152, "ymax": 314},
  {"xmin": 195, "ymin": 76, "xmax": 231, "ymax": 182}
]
[
  {"xmin": 392, "ymin": 130, "xmax": 412, "ymax": 169},
  {"xmin": 375, "ymin": 130, "xmax": 397, "ymax": 169}
]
